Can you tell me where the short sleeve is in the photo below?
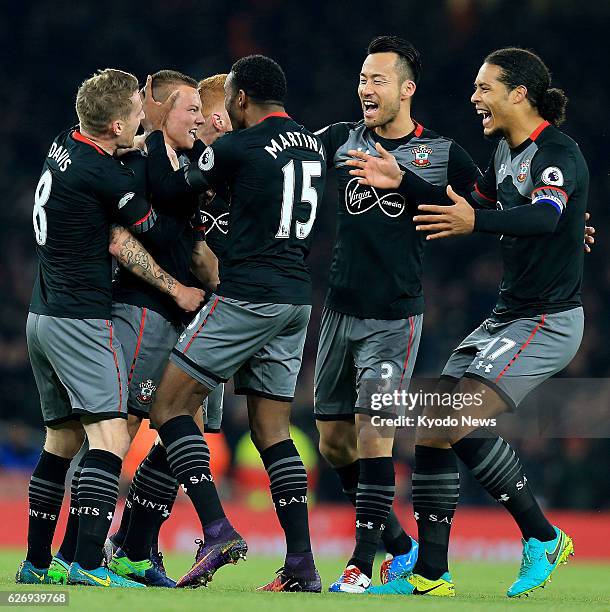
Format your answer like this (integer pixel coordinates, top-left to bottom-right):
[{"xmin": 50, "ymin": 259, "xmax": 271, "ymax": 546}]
[
  {"xmin": 314, "ymin": 122, "xmax": 352, "ymax": 168},
  {"xmin": 95, "ymin": 162, "xmax": 155, "ymax": 230}
]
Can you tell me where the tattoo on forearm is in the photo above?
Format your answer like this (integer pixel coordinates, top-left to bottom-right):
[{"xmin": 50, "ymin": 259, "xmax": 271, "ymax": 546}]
[{"xmin": 114, "ymin": 230, "xmax": 177, "ymax": 296}]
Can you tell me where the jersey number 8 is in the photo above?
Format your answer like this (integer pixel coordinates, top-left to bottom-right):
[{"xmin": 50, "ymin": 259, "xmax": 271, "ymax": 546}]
[
  {"xmin": 276, "ymin": 160, "xmax": 321, "ymax": 240},
  {"xmin": 33, "ymin": 170, "xmax": 52, "ymax": 246}
]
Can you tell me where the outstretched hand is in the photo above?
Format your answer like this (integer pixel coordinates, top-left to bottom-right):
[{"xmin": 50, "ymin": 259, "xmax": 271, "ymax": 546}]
[
  {"xmin": 346, "ymin": 142, "xmax": 404, "ymax": 189},
  {"xmin": 413, "ymin": 185, "xmax": 475, "ymax": 240},
  {"xmin": 141, "ymin": 75, "xmax": 180, "ymax": 133}
]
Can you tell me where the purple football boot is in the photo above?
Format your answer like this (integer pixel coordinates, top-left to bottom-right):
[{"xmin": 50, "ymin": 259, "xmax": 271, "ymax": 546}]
[{"xmin": 176, "ymin": 520, "xmax": 247, "ymax": 588}]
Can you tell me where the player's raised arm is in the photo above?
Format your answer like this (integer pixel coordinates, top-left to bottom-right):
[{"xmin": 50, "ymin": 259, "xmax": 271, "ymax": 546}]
[{"xmin": 109, "ymin": 225, "xmax": 204, "ymax": 312}]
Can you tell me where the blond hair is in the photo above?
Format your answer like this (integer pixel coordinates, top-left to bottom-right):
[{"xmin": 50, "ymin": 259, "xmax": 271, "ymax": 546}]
[
  {"xmin": 198, "ymin": 74, "xmax": 228, "ymax": 117},
  {"xmin": 76, "ymin": 68, "xmax": 139, "ymax": 136}
]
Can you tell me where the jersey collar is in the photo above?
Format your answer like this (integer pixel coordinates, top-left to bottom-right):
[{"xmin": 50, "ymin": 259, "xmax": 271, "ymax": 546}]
[
  {"xmin": 530, "ymin": 120, "xmax": 551, "ymax": 142},
  {"xmin": 257, "ymin": 112, "xmax": 290, "ymax": 123},
  {"xmin": 371, "ymin": 118, "xmax": 423, "ymax": 146},
  {"xmin": 71, "ymin": 129, "xmax": 108, "ymax": 155}
]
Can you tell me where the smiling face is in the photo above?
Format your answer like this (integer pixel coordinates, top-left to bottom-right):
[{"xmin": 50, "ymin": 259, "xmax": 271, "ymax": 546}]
[
  {"xmin": 471, "ymin": 62, "xmax": 514, "ymax": 138},
  {"xmin": 358, "ymin": 52, "xmax": 408, "ymax": 129},
  {"xmin": 163, "ymin": 85, "xmax": 204, "ymax": 151},
  {"xmin": 115, "ymin": 90, "xmax": 144, "ymax": 148}
]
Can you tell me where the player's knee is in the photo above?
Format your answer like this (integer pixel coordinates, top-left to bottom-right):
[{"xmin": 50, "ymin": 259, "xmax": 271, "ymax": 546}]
[
  {"xmin": 357, "ymin": 433, "xmax": 393, "ymax": 459},
  {"xmin": 318, "ymin": 436, "xmax": 356, "ymax": 467},
  {"xmin": 83, "ymin": 418, "xmax": 132, "ymax": 459},
  {"xmin": 43, "ymin": 425, "xmax": 85, "ymax": 459},
  {"xmin": 249, "ymin": 425, "xmax": 289, "ymax": 453}
]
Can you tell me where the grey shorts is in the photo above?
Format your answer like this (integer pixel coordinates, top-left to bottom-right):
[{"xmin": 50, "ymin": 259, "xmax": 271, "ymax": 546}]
[
  {"xmin": 202, "ymin": 384, "xmax": 224, "ymax": 433},
  {"xmin": 314, "ymin": 308, "xmax": 423, "ymax": 419},
  {"xmin": 441, "ymin": 307, "xmax": 584, "ymax": 409},
  {"xmin": 171, "ymin": 294, "xmax": 311, "ymax": 402},
  {"xmin": 26, "ymin": 313, "xmax": 128, "ymax": 426},
  {"xmin": 112, "ymin": 303, "xmax": 182, "ymax": 418}
]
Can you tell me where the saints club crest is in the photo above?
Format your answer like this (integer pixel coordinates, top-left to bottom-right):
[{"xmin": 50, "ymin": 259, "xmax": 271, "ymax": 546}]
[
  {"xmin": 411, "ymin": 144, "xmax": 433, "ymax": 167},
  {"xmin": 517, "ymin": 158, "xmax": 530, "ymax": 182},
  {"xmin": 137, "ymin": 379, "xmax": 156, "ymax": 404}
]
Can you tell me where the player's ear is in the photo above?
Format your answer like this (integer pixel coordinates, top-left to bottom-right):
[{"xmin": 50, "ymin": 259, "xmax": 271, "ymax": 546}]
[
  {"xmin": 211, "ymin": 113, "xmax": 223, "ymax": 131},
  {"xmin": 238, "ymin": 89, "xmax": 247, "ymax": 109},
  {"xmin": 511, "ymin": 85, "xmax": 528, "ymax": 105},
  {"xmin": 110, "ymin": 119, "xmax": 122, "ymax": 137},
  {"xmin": 401, "ymin": 79, "xmax": 416, "ymax": 101}
]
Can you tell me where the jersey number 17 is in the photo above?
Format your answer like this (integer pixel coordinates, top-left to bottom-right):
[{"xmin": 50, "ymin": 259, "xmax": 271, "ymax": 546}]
[{"xmin": 275, "ymin": 160, "xmax": 321, "ymax": 240}]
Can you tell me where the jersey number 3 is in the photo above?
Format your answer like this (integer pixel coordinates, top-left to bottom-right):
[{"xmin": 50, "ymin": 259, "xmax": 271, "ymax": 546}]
[
  {"xmin": 276, "ymin": 160, "xmax": 321, "ymax": 240},
  {"xmin": 33, "ymin": 169, "xmax": 52, "ymax": 245}
]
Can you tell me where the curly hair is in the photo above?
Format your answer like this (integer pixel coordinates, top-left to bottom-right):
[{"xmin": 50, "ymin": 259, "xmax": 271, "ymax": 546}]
[
  {"xmin": 229, "ymin": 55, "xmax": 287, "ymax": 104},
  {"xmin": 485, "ymin": 48, "xmax": 568, "ymax": 126}
]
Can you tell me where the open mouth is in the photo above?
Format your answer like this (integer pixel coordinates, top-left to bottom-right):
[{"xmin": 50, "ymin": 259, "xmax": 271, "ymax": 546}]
[
  {"xmin": 362, "ymin": 100, "xmax": 379, "ymax": 119},
  {"xmin": 188, "ymin": 128, "xmax": 198, "ymax": 140},
  {"xmin": 476, "ymin": 108, "xmax": 492, "ymax": 128}
]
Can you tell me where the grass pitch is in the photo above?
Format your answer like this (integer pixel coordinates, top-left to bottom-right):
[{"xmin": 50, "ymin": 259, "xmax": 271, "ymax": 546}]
[{"xmin": 3, "ymin": 549, "xmax": 609, "ymax": 611}]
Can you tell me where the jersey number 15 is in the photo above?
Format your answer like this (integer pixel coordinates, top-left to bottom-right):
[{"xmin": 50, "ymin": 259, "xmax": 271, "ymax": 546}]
[{"xmin": 275, "ymin": 160, "xmax": 321, "ymax": 240}]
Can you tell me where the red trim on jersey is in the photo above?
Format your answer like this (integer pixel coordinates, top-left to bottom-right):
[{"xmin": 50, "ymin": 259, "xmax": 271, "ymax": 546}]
[
  {"xmin": 71, "ymin": 130, "xmax": 106, "ymax": 155},
  {"xmin": 475, "ymin": 182, "xmax": 496, "ymax": 203},
  {"xmin": 413, "ymin": 120, "xmax": 424, "ymax": 137},
  {"xmin": 127, "ymin": 308, "xmax": 147, "ymax": 386},
  {"xmin": 106, "ymin": 320, "xmax": 123, "ymax": 413},
  {"xmin": 132, "ymin": 208, "xmax": 153, "ymax": 227},
  {"xmin": 257, "ymin": 112, "xmax": 290, "ymax": 123},
  {"xmin": 495, "ymin": 314, "xmax": 546, "ymax": 382},
  {"xmin": 531, "ymin": 185, "xmax": 569, "ymax": 202},
  {"xmin": 530, "ymin": 120, "xmax": 551, "ymax": 142},
  {"xmin": 183, "ymin": 296, "xmax": 220, "ymax": 354},
  {"xmin": 398, "ymin": 316, "xmax": 416, "ymax": 390}
]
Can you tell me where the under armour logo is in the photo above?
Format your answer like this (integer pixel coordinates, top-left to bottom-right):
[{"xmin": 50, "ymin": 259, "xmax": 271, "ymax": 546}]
[
  {"xmin": 476, "ymin": 360, "xmax": 494, "ymax": 373},
  {"xmin": 162, "ymin": 508, "xmax": 171, "ymax": 518},
  {"xmin": 356, "ymin": 520, "xmax": 374, "ymax": 529},
  {"xmin": 181, "ymin": 484, "xmax": 188, "ymax": 494},
  {"xmin": 498, "ymin": 163, "xmax": 507, "ymax": 178},
  {"xmin": 107, "ymin": 512, "xmax": 113, "ymax": 521},
  {"xmin": 498, "ymin": 494, "xmax": 510, "ymax": 502}
]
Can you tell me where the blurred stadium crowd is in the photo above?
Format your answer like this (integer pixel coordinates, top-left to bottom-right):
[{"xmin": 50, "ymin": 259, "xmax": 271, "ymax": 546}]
[{"xmin": 1, "ymin": 0, "xmax": 608, "ymax": 510}]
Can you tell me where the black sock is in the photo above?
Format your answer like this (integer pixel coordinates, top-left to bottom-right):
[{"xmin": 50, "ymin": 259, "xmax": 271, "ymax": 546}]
[
  {"xmin": 121, "ymin": 444, "xmax": 178, "ymax": 561},
  {"xmin": 57, "ymin": 453, "xmax": 86, "ymax": 563},
  {"xmin": 335, "ymin": 460, "xmax": 411, "ymax": 557},
  {"xmin": 261, "ymin": 439, "xmax": 312, "ymax": 556},
  {"xmin": 74, "ymin": 449, "xmax": 122, "ymax": 570},
  {"xmin": 110, "ymin": 500, "xmax": 131, "ymax": 549},
  {"xmin": 452, "ymin": 428, "xmax": 555, "ymax": 542},
  {"xmin": 26, "ymin": 451, "xmax": 71, "ymax": 568},
  {"xmin": 151, "ymin": 483, "xmax": 176, "ymax": 557},
  {"xmin": 349, "ymin": 457, "xmax": 395, "ymax": 578},
  {"xmin": 412, "ymin": 445, "xmax": 459, "ymax": 580},
  {"xmin": 158, "ymin": 416, "xmax": 225, "ymax": 531}
]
